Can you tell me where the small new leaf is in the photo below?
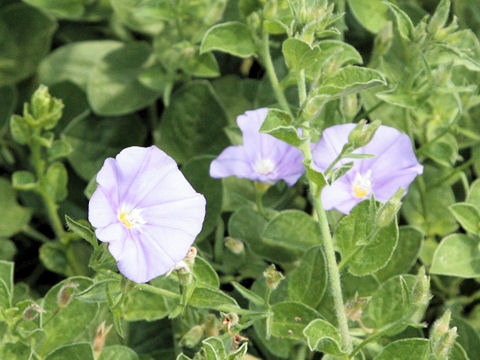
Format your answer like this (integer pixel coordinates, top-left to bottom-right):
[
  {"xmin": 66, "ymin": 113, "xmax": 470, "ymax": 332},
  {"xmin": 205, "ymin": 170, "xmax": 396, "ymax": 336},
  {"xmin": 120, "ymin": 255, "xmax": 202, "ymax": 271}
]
[
  {"xmin": 260, "ymin": 109, "xmax": 302, "ymax": 146},
  {"xmin": 65, "ymin": 215, "xmax": 98, "ymax": 248}
]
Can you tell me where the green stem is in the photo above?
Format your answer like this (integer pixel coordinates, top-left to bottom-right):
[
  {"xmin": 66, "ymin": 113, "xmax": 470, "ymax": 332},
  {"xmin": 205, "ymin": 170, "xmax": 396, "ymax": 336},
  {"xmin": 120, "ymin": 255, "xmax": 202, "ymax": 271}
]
[
  {"xmin": 261, "ymin": 32, "xmax": 293, "ymax": 116},
  {"xmin": 295, "ymin": 344, "xmax": 307, "ymax": 360},
  {"xmin": 297, "ymin": 70, "xmax": 307, "ymax": 107},
  {"xmin": 313, "ymin": 194, "xmax": 352, "ymax": 353},
  {"xmin": 134, "ymin": 283, "xmax": 181, "ymax": 300},
  {"xmin": 22, "ymin": 224, "xmax": 51, "ymax": 243},
  {"xmin": 41, "ymin": 193, "xmax": 65, "ymax": 242}
]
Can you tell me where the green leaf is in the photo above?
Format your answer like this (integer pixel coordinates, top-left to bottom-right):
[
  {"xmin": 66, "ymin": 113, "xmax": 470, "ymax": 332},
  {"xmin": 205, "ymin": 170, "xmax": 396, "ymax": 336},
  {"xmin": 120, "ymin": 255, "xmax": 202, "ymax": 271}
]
[
  {"xmin": 262, "ymin": 210, "xmax": 321, "ymax": 258},
  {"xmin": 431, "ymin": 234, "xmax": 480, "ymax": 278},
  {"xmin": 0, "ymin": 239, "xmax": 16, "ymax": 261},
  {"xmin": 45, "ymin": 343, "xmax": 94, "ymax": 360},
  {"xmin": 193, "ymin": 256, "xmax": 220, "ymax": 288},
  {"xmin": 383, "ymin": 1, "xmax": 415, "ymax": 40},
  {"xmin": 62, "ymin": 113, "xmax": 147, "ymax": 181},
  {"xmin": 228, "ymin": 342, "xmax": 248, "ymax": 360},
  {"xmin": 0, "ymin": 260, "xmax": 13, "ymax": 308},
  {"xmin": 184, "ymin": 52, "xmax": 220, "ymax": 78},
  {"xmin": 232, "ymin": 281, "xmax": 264, "ymax": 306},
  {"xmin": 422, "ymin": 133, "xmax": 458, "ymax": 167},
  {"xmin": 451, "ymin": 317, "xmax": 480, "ymax": 360},
  {"xmin": 47, "ymin": 140, "xmax": 73, "ymax": 162},
  {"xmin": 282, "ymin": 38, "xmax": 319, "ymax": 70},
  {"xmin": 364, "ymin": 275, "xmax": 417, "ymax": 332},
  {"xmin": 316, "ymin": 66, "xmax": 386, "ymax": 99},
  {"xmin": 0, "ymin": 342, "xmax": 31, "ymax": 360},
  {"xmin": 188, "ymin": 286, "xmax": 239, "ymax": 312},
  {"xmin": 288, "ymin": 246, "xmax": 327, "ymax": 308},
  {"xmin": 0, "ymin": 3, "xmax": 57, "ymax": 85},
  {"xmin": 122, "ymin": 286, "xmax": 171, "ymax": 321},
  {"xmin": 467, "ymin": 179, "xmax": 480, "ymax": 206},
  {"xmin": 200, "ymin": 22, "xmax": 256, "ymax": 58},
  {"xmin": 427, "ymin": 0, "xmax": 450, "ymax": 34},
  {"xmin": 98, "ymin": 346, "xmax": 138, "ymax": 360},
  {"xmin": 155, "ymin": 81, "xmax": 229, "ymax": 164},
  {"xmin": 347, "ymin": 0, "xmax": 389, "ymax": 33},
  {"xmin": 38, "ymin": 41, "xmax": 123, "ymax": 90},
  {"xmin": 303, "ymin": 318, "xmax": 344, "ymax": 355},
  {"xmin": 39, "ymin": 242, "xmax": 69, "ymax": 276},
  {"xmin": 183, "ymin": 156, "xmax": 222, "ymax": 241},
  {"xmin": 11, "ymin": 171, "xmax": 37, "ymax": 191},
  {"xmin": 374, "ymin": 338, "xmax": 430, "ymax": 360},
  {"xmin": 334, "ymin": 201, "xmax": 398, "ymax": 276},
  {"xmin": 39, "ymin": 277, "xmax": 99, "ymax": 355},
  {"xmin": 375, "ymin": 226, "xmax": 423, "ymax": 282},
  {"xmin": 45, "ymin": 162, "xmax": 68, "ymax": 202},
  {"xmin": 202, "ymin": 337, "xmax": 227, "ymax": 360},
  {"xmin": 10, "ymin": 115, "xmax": 30, "ymax": 145},
  {"xmin": 449, "ymin": 203, "xmax": 480, "ymax": 235},
  {"xmin": 451, "ymin": 343, "xmax": 471, "ymax": 360},
  {"xmin": 65, "ymin": 215, "xmax": 97, "ymax": 248},
  {"xmin": 260, "ymin": 108, "xmax": 302, "ymax": 146},
  {"xmin": 87, "ymin": 42, "xmax": 161, "ymax": 116},
  {"xmin": 24, "ymin": 0, "xmax": 91, "ymax": 19},
  {"xmin": 270, "ymin": 301, "xmax": 320, "ymax": 340},
  {"xmin": 0, "ymin": 178, "xmax": 31, "ymax": 237}
]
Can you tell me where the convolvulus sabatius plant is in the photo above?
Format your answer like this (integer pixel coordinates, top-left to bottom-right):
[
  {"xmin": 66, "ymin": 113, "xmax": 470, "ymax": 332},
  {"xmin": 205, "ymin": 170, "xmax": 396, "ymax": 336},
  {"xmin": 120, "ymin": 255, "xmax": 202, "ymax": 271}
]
[{"xmin": 2, "ymin": 0, "xmax": 480, "ymax": 359}]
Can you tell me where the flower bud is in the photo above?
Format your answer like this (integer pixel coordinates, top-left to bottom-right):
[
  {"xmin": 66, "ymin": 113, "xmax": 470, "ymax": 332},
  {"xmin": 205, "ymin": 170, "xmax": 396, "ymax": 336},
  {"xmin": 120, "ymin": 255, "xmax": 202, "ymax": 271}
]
[
  {"xmin": 374, "ymin": 22, "xmax": 393, "ymax": 57},
  {"xmin": 432, "ymin": 326, "xmax": 457, "ymax": 359},
  {"xmin": 180, "ymin": 325, "xmax": 204, "ymax": 348},
  {"xmin": 57, "ymin": 282, "xmax": 79, "ymax": 308},
  {"xmin": 29, "ymin": 85, "xmax": 64, "ymax": 130},
  {"xmin": 430, "ymin": 309, "xmax": 452, "ymax": 344},
  {"xmin": 225, "ymin": 237, "xmax": 245, "ymax": 255},
  {"xmin": 175, "ymin": 261, "xmax": 194, "ymax": 286},
  {"xmin": 348, "ymin": 119, "xmax": 381, "ymax": 149},
  {"xmin": 204, "ymin": 314, "xmax": 219, "ymax": 337},
  {"xmin": 411, "ymin": 267, "xmax": 431, "ymax": 307},
  {"xmin": 246, "ymin": 12, "xmax": 261, "ymax": 30},
  {"xmin": 376, "ymin": 188, "xmax": 405, "ymax": 227},
  {"xmin": 263, "ymin": 0, "xmax": 277, "ymax": 19},
  {"xmin": 23, "ymin": 303, "xmax": 46, "ymax": 321},
  {"xmin": 93, "ymin": 321, "xmax": 113, "ymax": 358},
  {"xmin": 263, "ymin": 264, "xmax": 284, "ymax": 291}
]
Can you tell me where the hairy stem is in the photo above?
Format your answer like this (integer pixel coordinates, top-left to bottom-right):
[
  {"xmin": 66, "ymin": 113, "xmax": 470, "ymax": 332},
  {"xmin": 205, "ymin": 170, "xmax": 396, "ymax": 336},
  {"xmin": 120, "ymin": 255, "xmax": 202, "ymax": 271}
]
[{"xmin": 261, "ymin": 32, "xmax": 293, "ymax": 116}]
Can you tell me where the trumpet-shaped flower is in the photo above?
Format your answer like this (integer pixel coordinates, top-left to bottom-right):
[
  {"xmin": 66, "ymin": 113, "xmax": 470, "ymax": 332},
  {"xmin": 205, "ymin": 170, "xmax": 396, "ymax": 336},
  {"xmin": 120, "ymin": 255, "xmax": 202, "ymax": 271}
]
[
  {"xmin": 312, "ymin": 124, "xmax": 423, "ymax": 214},
  {"xmin": 88, "ymin": 146, "xmax": 206, "ymax": 283},
  {"xmin": 209, "ymin": 108, "xmax": 304, "ymax": 185}
]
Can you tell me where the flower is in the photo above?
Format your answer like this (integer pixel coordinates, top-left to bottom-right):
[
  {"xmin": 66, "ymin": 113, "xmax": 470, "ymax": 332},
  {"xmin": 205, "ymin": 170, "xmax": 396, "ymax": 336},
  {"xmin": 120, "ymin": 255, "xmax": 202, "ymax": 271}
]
[
  {"xmin": 312, "ymin": 123, "xmax": 423, "ymax": 214},
  {"xmin": 209, "ymin": 108, "xmax": 304, "ymax": 185},
  {"xmin": 88, "ymin": 146, "xmax": 206, "ymax": 283}
]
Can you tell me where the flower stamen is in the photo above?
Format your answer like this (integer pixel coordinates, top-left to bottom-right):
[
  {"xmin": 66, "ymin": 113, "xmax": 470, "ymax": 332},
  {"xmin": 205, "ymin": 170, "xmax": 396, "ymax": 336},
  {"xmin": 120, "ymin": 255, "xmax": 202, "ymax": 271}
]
[
  {"xmin": 119, "ymin": 208, "xmax": 146, "ymax": 229},
  {"xmin": 253, "ymin": 158, "xmax": 275, "ymax": 175},
  {"xmin": 352, "ymin": 170, "xmax": 372, "ymax": 198}
]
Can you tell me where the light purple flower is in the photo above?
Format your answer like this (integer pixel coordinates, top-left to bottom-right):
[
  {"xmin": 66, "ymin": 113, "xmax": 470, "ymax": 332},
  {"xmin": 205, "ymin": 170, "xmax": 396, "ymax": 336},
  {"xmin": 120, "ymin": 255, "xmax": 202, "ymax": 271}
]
[
  {"xmin": 88, "ymin": 146, "xmax": 206, "ymax": 283},
  {"xmin": 312, "ymin": 124, "xmax": 423, "ymax": 214},
  {"xmin": 209, "ymin": 108, "xmax": 305, "ymax": 185}
]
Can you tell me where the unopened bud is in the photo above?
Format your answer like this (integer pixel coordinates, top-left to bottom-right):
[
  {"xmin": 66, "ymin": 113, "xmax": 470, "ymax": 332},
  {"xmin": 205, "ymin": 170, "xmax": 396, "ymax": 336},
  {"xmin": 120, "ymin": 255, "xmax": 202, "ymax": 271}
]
[
  {"xmin": 376, "ymin": 188, "xmax": 405, "ymax": 227},
  {"xmin": 433, "ymin": 326, "xmax": 457, "ymax": 359},
  {"xmin": 175, "ymin": 261, "xmax": 193, "ymax": 286},
  {"xmin": 430, "ymin": 310, "xmax": 452, "ymax": 343},
  {"xmin": 57, "ymin": 282, "xmax": 79, "ymax": 308},
  {"xmin": 341, "ymin": 94, "xmax": 358, "ymax": 121},
  {"xmin": 348, "ymin": 119, "xmax": 381, "ymax": 149},
  {"xmin": 427, "ymin": 0, "xmax": 450, "ymax": 37},
  {"xmin": 204, "ymin": 314, "xmax": 219, "ymax": 337},
  {"xmin": 246, "ymin": 12, "xmax": 261, "ymax": 30},
  {"xmin": 29, "ymin": 85, "xmax": 64, "ymax": 130},
  {"xmin": 93, "ymin": 321, "xmax": 113, "ymax": 358},
  {"xmin": 180, "ymin": 325, "xmax": 204, "ymax": 348},
  {"xmin": 374, "ymin": 22, "xmax": 393, "ymax": 56},
  {"xmin": 263, "ymin": 0, "xmax": 277, "ymax": 19},
  {"xmin": 23, "ymin": 303, "xmax": 46, "ymax": 320},
  {"xmin": 263, "ymin": 264, "xmax": 284, "ymax": 291},
  {"xmin": 225, "ymin": 237, "xmax": 245, "ymax": 255},
  {"xmin": 412, "ymin": 267, "xmax": 431, "ymax": 306}
]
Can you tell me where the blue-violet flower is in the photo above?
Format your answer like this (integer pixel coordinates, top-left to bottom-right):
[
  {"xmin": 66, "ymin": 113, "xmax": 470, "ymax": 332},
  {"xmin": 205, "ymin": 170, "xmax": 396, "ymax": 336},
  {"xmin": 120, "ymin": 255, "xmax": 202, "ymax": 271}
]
[
  {"xmin": 88, "ymin": 146, "xmax": 206, "ymax": 283},
  {"xmin": 312, "ymin": 123, "xmax": 423, "ymax": 214},
  {"xmin": 210, "ymin": 108, "xmax": 304, "ymax": 185}
]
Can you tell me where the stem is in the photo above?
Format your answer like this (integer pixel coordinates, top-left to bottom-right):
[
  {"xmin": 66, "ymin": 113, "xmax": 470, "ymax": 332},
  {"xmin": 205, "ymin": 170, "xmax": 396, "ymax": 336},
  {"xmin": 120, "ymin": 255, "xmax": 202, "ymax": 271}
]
[
  {"xmin": 295, "ymin": 344, "xmax": 307, "ymax": 360},
  {"xmin": 261, "ymin": 32, "xmax": 293, "ymax": 117},
  {"xmin": 41, "ymin": 193, "xmax": 65, "ymax": 241},
  {"xmin": 134, "ymin": 283, "xmax": 181, "ymax": 300},
  {"xmin": 22, "ymin": 224, "xmax": 51, "ymax": 243},
  {"xmin": 297, "ymin": 70, "xmax": 307, "ymax": 107},
  {"xmin": 313, "ymin": 195, "xmax": 352, "ymax": 353}
]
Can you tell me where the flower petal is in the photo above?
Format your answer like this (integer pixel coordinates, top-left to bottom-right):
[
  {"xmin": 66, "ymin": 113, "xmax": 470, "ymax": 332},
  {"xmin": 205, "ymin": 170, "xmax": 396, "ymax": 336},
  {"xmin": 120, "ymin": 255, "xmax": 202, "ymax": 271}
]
[
  {"xmin": 312, "ymin": 124, "xmax": 356, "ymax": 171},
  {"xmin": 88, "ymin": 187, "xmax": 117, "ymax": 228},
  {"xmin": 321, "ymin": 177, "xmax": 361, "ymax": 214},
  {"xmin": 209, "ymin": 146, "xmax": 253, "ymax": 179},
  {"xmin": 95, "ymin": 222, "xmax": 126, "ymax": 243}
]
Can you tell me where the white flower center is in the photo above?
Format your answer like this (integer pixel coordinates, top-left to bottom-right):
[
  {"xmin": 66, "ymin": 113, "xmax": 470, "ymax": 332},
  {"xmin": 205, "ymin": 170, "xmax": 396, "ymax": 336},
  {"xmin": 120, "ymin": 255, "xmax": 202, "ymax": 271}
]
[
  {"xmin": 253, "ymin": 158, "xmax": 276, "ymax": 175},
  {"xmin": 352, "ymin": 170, "xmax": 372, "ymax": 198},
  {"xmin": 118, "ymin": 208, "xmax": 146, "ymax": 229}
]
